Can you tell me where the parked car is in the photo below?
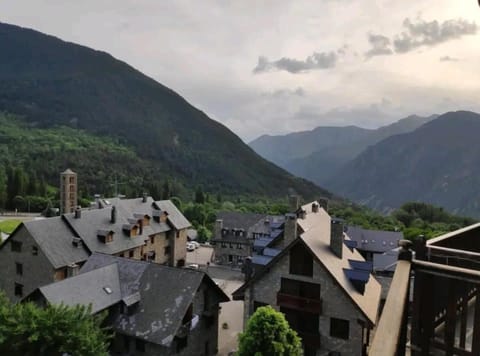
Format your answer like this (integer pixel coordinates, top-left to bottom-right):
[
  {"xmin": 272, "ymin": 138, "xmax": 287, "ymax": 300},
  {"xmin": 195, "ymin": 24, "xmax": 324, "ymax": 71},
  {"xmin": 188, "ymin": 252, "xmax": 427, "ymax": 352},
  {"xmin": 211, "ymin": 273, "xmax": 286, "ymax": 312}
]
[
  {"xmin": 190, "ymin": 241, "xmax": 200, "ymax": 249},
  {"xmin": 186, "ymin": 242, "xmax": 195, "ymax": 251},
  {"xmin": 186, "ymin": 264, "xmax": 199, "ymax": 270}
]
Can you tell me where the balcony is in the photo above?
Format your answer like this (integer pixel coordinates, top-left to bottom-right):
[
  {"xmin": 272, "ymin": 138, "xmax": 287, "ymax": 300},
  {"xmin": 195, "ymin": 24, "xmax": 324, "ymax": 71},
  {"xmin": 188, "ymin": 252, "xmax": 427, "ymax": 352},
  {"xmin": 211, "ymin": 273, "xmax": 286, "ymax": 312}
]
[{"xmin": 276, "ymin": 292, "xmax": 322, "ymax": 314}]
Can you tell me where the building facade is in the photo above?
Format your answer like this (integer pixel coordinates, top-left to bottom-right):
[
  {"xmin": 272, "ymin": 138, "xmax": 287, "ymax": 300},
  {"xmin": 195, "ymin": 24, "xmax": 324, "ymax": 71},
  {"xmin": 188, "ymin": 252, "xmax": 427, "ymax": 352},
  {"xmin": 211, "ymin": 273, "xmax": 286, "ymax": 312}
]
[
  {"xmin": 233, "ymin": 202, "xmax": 381, "ymax": 356},
  {"xmin": 28, "ymin": 253, "xmax": 229, "ymax": 356},
  {"xmin": 0, "ymin": 196, "xmax": 190, "ymax": 302}
]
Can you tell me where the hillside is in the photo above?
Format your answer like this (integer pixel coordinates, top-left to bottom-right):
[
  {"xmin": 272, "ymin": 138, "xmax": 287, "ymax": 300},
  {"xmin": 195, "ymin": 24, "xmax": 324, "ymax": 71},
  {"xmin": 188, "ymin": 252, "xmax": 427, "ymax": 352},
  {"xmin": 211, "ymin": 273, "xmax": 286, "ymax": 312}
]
[
  {"xmin": 327, "ymin": 111, "xmax": 480, "ymax": 217},
  {"xmin": 0, "ymin": 22, "xmax": 329, "ymax": 200},
  {"xmin": 250, "ymin": 115, "xmax": 435, "ymax": 185}
]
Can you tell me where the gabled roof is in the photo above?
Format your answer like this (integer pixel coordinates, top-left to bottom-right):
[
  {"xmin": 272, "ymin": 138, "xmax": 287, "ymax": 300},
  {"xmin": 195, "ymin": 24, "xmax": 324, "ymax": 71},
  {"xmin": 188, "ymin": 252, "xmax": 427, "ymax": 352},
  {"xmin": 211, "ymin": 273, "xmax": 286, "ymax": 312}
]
[
  {"xmin": 346, "ymin": 225, "xmax": 403, "ymax": 253},
  {"xmin": 153, "ymin": 200, "xmax": 191, "ymax": 230},
  {"xmin": 35, "ymin": 253, "xmax": 229, "ymax": 346},
  {"xmin": 22, "ymin": 217, "xmax": 89, "ymax": 268},
  {"xmin": 64, "ymin": 207, "xmax": 147, "ymax": 255},
  {"xmin": 234, "ymin": 202, "xmax": 381, "ymax": 325},
  {"xmin": 427, "ymin": 222, "xmax": 480, "ymax": 246},
  {"xmin": 39, "ymin": 263, "xmax": 121, "ymax": 313}
]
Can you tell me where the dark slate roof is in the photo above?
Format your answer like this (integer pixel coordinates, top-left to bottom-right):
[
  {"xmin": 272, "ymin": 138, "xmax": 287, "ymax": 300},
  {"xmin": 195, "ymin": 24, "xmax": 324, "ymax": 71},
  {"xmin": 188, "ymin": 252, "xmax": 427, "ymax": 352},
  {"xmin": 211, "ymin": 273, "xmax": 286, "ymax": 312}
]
[
  {"xmin": 39, "ymin": 263, "xmax": 121, "ymax": 313},
  {"xmin": 263, "ymin": 248, "xmax": 281, "ymax": 257},
  {"xmin": 253, "ymin": 237, "xmax": 273, "ymax": 249},
  {"xmin": 23, "ymin": 217, "xmax": 89, "ymax": 268},
  {"xmin": 153, "ymin": 200, "xmax": 191, "ymax": 230},
  {"xmin": 39, "ymin": 253, "xmax": 228, "ymax": 346},
  {"xmin": 252, "ymin": 255, "xmax": 273, "ymax": 266},
  {"xmin": 216, "ymin": 211, "xmax": 265, "ymax": 232},
  {"xmin": 64, "ymin": 207, "xmax": 147, "ymax": 255},
  {"xmin": 346, "ymin": 225, "xmax": 403, "ymax": 253}
]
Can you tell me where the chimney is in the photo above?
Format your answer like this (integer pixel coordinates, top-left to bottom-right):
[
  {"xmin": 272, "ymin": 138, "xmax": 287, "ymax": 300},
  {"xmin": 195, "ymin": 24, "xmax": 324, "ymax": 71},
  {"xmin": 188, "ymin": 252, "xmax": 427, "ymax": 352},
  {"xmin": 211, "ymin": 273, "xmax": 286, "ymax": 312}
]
[
  {"xmin": 142, "ymin": 193, "xmax": 147, "ymax": 203},
  {"xmin": 330, "ymin": 218, "xmax": 344, "ymax": 258},
  {"xmin": 111, "ymin": 206, "xmax": 117, "ymax": 224},
  {"xmin": 67, "ymin": 263, "xmax": 80, "ymax": 277},
  {"xmin": 297, "ymin": 209, "xmax": 307, "ymax": 219},
  {"xmin": 318, "ymin": 197, "xmax": 329, "ymax": 212},
  {"xmin": 214, "ymin": 219, "xmax": 223, "ymax": 238},
  {"xmin": 283, "ymin": 213, "xmax": 297, "ymax": 248},
  {"xmin": 242, "ymin": 257, "xmax": 254, "ymax": 282},
  {"xmin": 312, "ymin": 202, "xmax": 319, "ymax": 213},
  {"xmin": 288, "ymin": 195, "xmax": 300, "ymax": 213},
  {"xmin": 74, "ymin": 206, "xmax": 82, "ymax": 219},
  {"xmin": 138, "ymin": 219, "xmax": 143, "ymax": 235}
]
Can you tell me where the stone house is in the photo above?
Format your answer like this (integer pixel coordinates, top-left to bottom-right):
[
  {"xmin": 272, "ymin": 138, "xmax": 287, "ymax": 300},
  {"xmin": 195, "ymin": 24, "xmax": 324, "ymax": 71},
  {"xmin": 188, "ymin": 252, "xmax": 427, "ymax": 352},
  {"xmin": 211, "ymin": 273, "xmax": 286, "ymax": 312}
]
[
  {"xmin": 233, "ymin": 201, "xmax": 381, "ymax": 356},
  {"xmin": 211, "ymin": 211, "xmax": 284, "ymax": 266},
  {"xmin": 27, "ymin": 253, "xmax": 229, "ymax": 356},
  {"xmin": 0, "ymin": 196, "xmax": 190, "ymax": 302}
]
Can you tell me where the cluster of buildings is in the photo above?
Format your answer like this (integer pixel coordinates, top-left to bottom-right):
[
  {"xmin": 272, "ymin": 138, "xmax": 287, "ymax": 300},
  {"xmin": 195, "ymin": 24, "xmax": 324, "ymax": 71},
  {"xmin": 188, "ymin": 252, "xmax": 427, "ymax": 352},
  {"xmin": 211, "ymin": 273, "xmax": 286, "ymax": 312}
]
[
  {"xmin": 212, "ymin": 196, "xmax": 404, "ymax": 355},
  {"xmin": 0, "ymin": 168, "xmax": 413, "ymax": 355},
  {"xmin": 0, "ymin": 169, "xmax": 229, "ymax": 356}
]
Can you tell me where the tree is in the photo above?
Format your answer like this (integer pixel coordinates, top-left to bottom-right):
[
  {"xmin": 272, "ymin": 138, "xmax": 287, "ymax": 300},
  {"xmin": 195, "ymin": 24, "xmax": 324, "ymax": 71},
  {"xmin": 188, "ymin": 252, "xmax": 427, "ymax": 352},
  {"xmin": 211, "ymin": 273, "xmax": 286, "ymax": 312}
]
[
  {"xmin": 238, "ymin": 306, "xmax": 302, "ymax": 356},
  {"xmin": 0, "ymin": 292, "xmax": 111, "ymax": 356}
]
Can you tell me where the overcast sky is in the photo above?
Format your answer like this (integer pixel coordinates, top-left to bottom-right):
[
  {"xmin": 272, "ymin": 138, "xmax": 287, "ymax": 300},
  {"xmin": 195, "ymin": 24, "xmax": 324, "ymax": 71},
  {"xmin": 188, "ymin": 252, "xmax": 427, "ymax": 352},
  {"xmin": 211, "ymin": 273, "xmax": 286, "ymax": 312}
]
[{"xmin": 1, "ymin": 1, "xmax": 479, "ymax": 142}]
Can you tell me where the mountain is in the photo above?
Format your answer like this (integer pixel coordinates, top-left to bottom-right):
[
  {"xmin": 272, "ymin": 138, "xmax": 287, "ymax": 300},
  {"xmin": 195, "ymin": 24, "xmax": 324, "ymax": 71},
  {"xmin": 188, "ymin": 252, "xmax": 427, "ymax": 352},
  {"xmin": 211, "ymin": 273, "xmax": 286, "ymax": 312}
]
[
  {"xmin": 0, "ymin": 22, "xmax": 329, "ymax": 200},
  {"xmin": 249, "ymin": 126, "xmax": 370, "ymax": 166},
  {"xmin": 250, "ymin": 115, "xmax": 436, "ymax": 185},
  {"xmin": 327, "ymin": 111, "xmax": 480, "ymax": 217}
]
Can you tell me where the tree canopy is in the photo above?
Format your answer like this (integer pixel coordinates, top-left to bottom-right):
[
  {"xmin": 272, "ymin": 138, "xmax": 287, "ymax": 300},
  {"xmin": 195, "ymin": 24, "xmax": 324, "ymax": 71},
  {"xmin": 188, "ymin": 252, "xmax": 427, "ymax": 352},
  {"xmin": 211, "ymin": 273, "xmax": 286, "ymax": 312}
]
[
  {"xmin": 0, "ymin": 293, "xmax": 111, "ymax": 356},
  {"xmin": 238, "ymin": 306, "xmax": 303, "ymax": 356}
]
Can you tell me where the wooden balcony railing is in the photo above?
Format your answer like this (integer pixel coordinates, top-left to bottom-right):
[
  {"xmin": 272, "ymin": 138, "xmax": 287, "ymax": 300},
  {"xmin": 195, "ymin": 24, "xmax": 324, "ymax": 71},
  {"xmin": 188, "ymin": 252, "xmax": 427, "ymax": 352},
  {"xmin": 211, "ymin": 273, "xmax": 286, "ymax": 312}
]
[
  {"xmin": 276, "ymin": 292, "xmax": 322, "ymax": 314},
  {"xmin": 369, "ymin": 260, "xmax": 411, "ymax": 356}
]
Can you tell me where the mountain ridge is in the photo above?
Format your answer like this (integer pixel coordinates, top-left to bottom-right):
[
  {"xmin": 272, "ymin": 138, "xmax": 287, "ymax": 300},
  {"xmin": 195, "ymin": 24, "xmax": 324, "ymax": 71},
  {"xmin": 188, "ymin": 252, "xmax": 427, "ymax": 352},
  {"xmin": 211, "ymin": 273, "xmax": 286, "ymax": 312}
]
[{"xmin": 0, "ymin": 22, "xmax": 330, "ymax": 200}]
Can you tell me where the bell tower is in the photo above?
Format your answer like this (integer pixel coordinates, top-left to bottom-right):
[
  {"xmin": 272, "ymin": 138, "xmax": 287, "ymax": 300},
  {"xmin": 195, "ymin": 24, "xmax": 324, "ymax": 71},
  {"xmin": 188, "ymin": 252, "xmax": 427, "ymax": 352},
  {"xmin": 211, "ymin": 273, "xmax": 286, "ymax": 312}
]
[{"xmin": 60, "ymin": 169, "xmax": 77, "ymax": 214}]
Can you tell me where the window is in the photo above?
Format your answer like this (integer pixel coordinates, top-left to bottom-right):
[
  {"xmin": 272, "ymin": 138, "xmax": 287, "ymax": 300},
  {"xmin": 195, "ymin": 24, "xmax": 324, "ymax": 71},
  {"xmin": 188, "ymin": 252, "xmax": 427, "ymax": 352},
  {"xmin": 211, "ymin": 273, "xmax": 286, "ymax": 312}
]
[
  {"xmin": 16, "ymin": 263, "xmax": 23, "ymax": 276},
  {"xmin": 330, "ymin": 318, "xmax": 349, "ymax": 340},
  {"xmin": 176, "ymin": 231, "xmax": 180, "ymax": 238},
  {"xmin": 221, "ymin": 242, "xmax": 227, "ymax": 248},
  {"xmin": 289, "ymin": 243, "xmax": 313, "ymax": 276},
  {"xmin": 237, "ymin": 244, "xmax": 243, "ymax": 249},
  {"xmin": 14, "ymin": 283, "xmax": 23, "ymax": 297},
  {"xmin": 150, "ymin": 236, "xmax": 155, "ymax": 244},
  {"xmin": 229, "ymin": 243, "xmax": 233, "ymax": 248},
  {"xmin": 129, "ymin": 250, "xmax": 134, "ymax": 258},
  {"xmin": 32, "ymin": 246, "xmax": 38, "ymax": 255},
  {"xmin": 164, "ymin": 246, "xmax": 171, "ymax": 255},
  {"xmin": 11, "ymin": 241, "xmax": 22, "ymax": 252},
  {"xmin": 281, "ymin": 307, "xmax": 319, "ymax": 334},
  {"xmin": 135, "ymin": 339, "xmax": 146, "ymax": 352}
]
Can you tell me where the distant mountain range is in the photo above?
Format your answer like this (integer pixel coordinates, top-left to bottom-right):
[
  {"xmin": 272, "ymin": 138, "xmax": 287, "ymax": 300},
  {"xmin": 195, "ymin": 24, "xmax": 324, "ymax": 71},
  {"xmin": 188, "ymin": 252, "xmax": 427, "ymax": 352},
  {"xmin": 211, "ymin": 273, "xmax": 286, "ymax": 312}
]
[
  {"xmin": 250, "ymin": 114, "xmax": 436, "ymax": 185},
  {"xmin": 251, "ymin": 111, "xmax": 480, "ymax": 217},
  {"xmin": 0, "ymin": 22, "xmax": 330, "ymax": 200}
]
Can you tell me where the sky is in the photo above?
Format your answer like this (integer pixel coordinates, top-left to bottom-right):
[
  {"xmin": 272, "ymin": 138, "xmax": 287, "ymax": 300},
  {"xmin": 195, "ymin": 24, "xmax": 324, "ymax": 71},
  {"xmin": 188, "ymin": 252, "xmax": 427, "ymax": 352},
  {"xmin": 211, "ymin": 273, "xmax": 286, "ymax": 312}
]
[{"xmin": 1, "ymin": 1, "xmax": 479, "ymax": 142}]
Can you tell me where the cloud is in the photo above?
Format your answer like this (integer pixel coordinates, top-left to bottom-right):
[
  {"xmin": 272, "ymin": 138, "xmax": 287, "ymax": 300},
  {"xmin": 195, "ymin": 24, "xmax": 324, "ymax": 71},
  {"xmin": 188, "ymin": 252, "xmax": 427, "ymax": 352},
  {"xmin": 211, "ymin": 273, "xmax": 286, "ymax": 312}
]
[
  {"xmin": 393, "ymin": 17, "xmax": 477, "ymax": 53},
  {"xmin": 366, "ymin": 17, "xmax": 477, "ymax": 57},
  {"xmin": 365, "ymin": 34, "xmax": 393, "ymax": 58},
  {"xmin": 253, "ymin": 51, "xmax": 337, "ymax": 74},
  {"xmin": 439, "ymin": 56, "xmax": 459, "ymax": 62}
]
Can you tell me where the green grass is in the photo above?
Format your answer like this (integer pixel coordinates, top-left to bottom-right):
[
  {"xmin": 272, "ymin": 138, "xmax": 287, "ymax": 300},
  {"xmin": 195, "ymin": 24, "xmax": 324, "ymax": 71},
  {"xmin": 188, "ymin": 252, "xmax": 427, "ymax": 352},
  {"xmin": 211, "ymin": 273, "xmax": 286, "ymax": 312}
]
[{"xmin": 0, "ymin": 220, "xmax": 21, "ymax": 234}]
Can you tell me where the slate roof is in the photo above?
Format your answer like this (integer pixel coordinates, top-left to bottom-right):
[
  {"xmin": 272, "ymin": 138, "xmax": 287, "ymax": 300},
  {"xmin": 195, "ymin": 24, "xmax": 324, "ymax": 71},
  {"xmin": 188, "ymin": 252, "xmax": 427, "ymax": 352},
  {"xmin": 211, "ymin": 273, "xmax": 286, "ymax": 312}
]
[
  {"xmin": 36, "ymin": 253, "xmax": 229, "ymax": 346},
  {"xmin": 234, "ymin": 202, "xmax": 381, "ymax": 325},
  {"xmin": 4, "ymin": 197, "xmax": 188, "ymax": 269},
  {"xmin": 64, "ymin": 207, "xmax": 147, "ymax": 255},
  {"xmin": 346, "ymin": 225, "xmax": 403, "ymax": 253},
  {"xmin": 153, "ymin": 200, "xmax": 191, "ymax": 230},
  {"xmin": 22, "ymin": 217, "xmax": 89, "ymax": 268},
  {"xmin": 39, "ymin": 263, "xmax": 121, "ymax": 313}
]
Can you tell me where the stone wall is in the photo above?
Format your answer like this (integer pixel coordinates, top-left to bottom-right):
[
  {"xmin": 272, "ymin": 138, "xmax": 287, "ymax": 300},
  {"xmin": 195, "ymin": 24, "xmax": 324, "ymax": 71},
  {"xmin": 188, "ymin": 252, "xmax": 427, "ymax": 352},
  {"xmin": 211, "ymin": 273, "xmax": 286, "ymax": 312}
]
[
  {"xmin": 243, "ymin": 242, "xmax": 366, "ymax": 356},
  {"xmin": 0, "ymin": 225, "xmax": 56, "ymax": 302}
]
